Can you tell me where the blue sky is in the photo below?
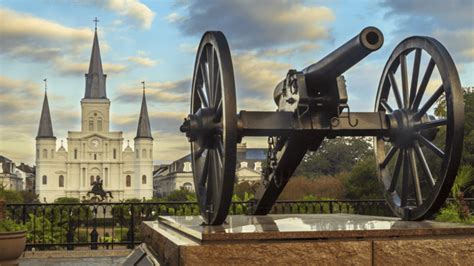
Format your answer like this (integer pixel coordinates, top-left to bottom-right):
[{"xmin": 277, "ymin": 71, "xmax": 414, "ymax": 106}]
[{"xmin": 0, "ymin": 0, "xmax": 473, "ymax": 165}]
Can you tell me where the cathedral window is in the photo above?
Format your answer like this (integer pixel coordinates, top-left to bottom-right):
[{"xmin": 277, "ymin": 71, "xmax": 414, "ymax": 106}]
[
  {"xmin": 136, "ymin": 150, "xmax": 139, "ymax": 159},
  {"xmin": 90, "ymin": 175, "xmax": 94, "ymax": 185},
  {"xmin": 142, "ymin": 149, "xmax": 147, "ymax": 158},
  {"xmin": 142, "ymin": 175, "xmax": 147, "ymax": 184},
  {"xmin": 42, "ymin": 175, "xmax": 47, "ymax": 185},
  {"xmin": 59, "ymin": 175, "xmax": 64, "ymax": 187},
  {"xmin": 126, "ymin": 175, "xmax": 131, "ymax": 187},
  {"xmin": 36, "ymin": 149, "xmax": 39, "ymax": 159},
  {"xmin": 97, "ymin": 118, "xmax": 102, "ymax": 131},
  {"xmin": 74, "ymin": 149, "xmax": 77, "ymax": 159},
  {"xmin": 42, "ymin": 149, "xmax": 47, "ymax": 159},
  {"xmin": 89, "ymin": 118, "xmax": 94, "ymax": 131},
  {"xmin": 51, "ymin": 149, "xmax": 54, "ymax": 159},
  {"xmin": 113, "ymin": 149, "xmax": 117, "ymax": 159},
  {"xmin": 150, "ymin": 149, "xmax": 152, "ymax": 159},
  {"xmin": 94, "ymin": 154, "xmax": 97, "ymax": 160}
]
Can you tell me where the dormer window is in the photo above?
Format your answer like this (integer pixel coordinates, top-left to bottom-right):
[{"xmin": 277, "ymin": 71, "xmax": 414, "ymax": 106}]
[
  {"xmin": 254, "ymin": 162, "xmax": 262, "ymax": 171},
  {"xmin": 183, "ymin": 162, "xmax": 192, "ymax": 172},
  {"xmin": 240, "ymin": 161, "xmax": 248, "ymax": 168}
]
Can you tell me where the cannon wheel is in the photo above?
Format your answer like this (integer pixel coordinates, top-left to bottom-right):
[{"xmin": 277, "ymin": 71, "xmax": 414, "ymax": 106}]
[
  {"xmin": 374, "ymin": 36, "xmax": 464, "ymax": 220},
  {"xmin": 190, "ymin": 31, "xmax": 237, "ymax": 225}
]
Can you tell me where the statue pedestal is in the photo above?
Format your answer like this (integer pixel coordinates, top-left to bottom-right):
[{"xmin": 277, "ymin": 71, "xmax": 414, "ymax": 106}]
[{"xmin": 140, "ymin": 214, "xmax": 474, "ymax": 265}]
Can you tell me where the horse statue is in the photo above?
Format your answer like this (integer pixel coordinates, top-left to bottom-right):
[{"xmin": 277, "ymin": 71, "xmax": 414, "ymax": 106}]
[{"xmin": 87, "ymin": 176, "xmax": 113, "ymax": 202}]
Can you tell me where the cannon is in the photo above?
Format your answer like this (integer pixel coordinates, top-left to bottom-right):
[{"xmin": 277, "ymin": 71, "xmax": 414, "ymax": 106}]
[{"xmin": 179, "ymin": 27, "xmax": 464, "ymax": 225}]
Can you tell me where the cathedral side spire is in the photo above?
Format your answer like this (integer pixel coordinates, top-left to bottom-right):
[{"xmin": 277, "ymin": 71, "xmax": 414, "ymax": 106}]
[
  {"xmin": 37, "ymin": 79, "xmax": 55, "ymax": 139},
  {"xmin": 135, "ymin": 81, "xmax": 153, "ymax": 140},
  {"xmin": 84, "ymin": 18, "xmax": 107, "ymax": 99}
]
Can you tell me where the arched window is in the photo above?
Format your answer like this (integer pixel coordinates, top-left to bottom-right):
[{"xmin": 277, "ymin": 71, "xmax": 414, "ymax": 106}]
[
  {"xmin": 43, "ymin": 149, "xmax": 47, "ymax": 159},
  {"xmin": 36, "ymin": 149, "xmax": 39, "ymax": 159},
  {"xmin": 90, "ymin": 175, "xmax": 94, "ymax": 185},
  {"xmin": 149, "ymin": 149, "xmax": 152, "ymax": 159},
  {"xmin": 97, "ymin": 118, "xmax": 102, "ymax": 131},
  {"xmin": 89, "ymin": 118, "xmax": 94, "ymax": 131},
  {"xmin": 42, "ymin": 175, "xmax": 47, "ymax": 185},
  {"xmin": 74, "ymin": 149, "xmax": 78, "ymax": 159},
  {"xmin": 51, "ymin": 149, "xmax": 54, "ymax": 159},
  {"xmin": 136, "ymin": 150, "xmax": 139, "ymax": 159},
  {"xmin": 142, "ymin": 149, "xmax": 147, "ymax": 158},
  {"xmin": 113, "ymin": 149, "xmax": 117, "ymax": 159},
  {"xmin": 126, "ymin": 175, "xmax": 131, "ymax": 187},
  {"xmin": 183, "ymin": 182, "xmax": 193, "ymax": 191},
  {"xmin": 59, "ymin": 175, "xmax": 64, "ymax": 187},
  {"xmin": 94, "ymin": 154, "xmax": 97, "ymax": 160},
  {"xmin": 142, "ymin": 175, "xmax": 147, "ymax": 184}
]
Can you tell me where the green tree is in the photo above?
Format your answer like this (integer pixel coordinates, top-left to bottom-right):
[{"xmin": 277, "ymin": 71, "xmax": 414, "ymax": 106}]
[
  {"xmin": 344, "ymin": 157, "xmax": 383, "ymax": 199},
  {"xmin": 295, "ymin": 137, "xmax": 372, "ymax": 178}
]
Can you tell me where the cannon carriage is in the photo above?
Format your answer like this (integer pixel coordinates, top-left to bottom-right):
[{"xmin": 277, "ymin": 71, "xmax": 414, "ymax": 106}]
[{"xmin": 179, "ymin": 27, "xmax": 464, "ymax": 225}]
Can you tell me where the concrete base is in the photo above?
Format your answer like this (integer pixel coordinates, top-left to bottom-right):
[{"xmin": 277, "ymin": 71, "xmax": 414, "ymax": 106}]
[{"xmin": 140, "ymin": 214, "xmax": 474, "ymax": 265}]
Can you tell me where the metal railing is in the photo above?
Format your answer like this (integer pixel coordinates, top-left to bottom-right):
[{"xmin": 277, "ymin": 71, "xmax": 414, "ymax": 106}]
[{"xmin": 5, "ymin": 198, "xmax": 472, "ymax": 250}]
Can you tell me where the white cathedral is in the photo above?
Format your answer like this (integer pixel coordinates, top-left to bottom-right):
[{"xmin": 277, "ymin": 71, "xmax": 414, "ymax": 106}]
[{"xmin": 35, "ymin": 28, "xmax": 154, "ymax": 202}]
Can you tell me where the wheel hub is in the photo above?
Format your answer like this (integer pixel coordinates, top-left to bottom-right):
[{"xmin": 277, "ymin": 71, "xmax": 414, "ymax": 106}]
[{"xmin": 180, "ymin": 108, "xmax": 221, "ymax": 143}]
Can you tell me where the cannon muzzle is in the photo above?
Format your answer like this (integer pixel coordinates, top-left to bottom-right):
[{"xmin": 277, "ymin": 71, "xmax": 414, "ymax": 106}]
[{"xmin": 303, "ymin": 27, "xmax": 383, "ymax": 87}]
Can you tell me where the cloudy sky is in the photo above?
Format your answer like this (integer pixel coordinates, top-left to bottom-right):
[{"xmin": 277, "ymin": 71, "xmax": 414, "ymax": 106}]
[{"xmin": 0, "ymin": 0, "xmax": 473, "ymax": 165}]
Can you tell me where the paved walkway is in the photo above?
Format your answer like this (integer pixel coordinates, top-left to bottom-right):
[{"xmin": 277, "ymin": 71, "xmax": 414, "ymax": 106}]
[
  {"xmin": 19, "ymin": 256, "xmax": 126, "ymax": 266},
  {"xmin": 17, "ymin": 249, "xmax": 130, "ymax": 266}
]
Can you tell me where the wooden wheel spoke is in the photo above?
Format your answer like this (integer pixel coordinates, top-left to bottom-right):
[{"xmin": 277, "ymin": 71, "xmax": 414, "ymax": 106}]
[
  {"xmin": 415, "ymin": 118, "xmax": 447, "ymax": 130},
  {"xmin": 388, "ymin": 71, "xmax": 403, "ymax": 109},
  {"xmin": 198, "ymin": 152, "xmax": 210, "ymax": 187},
  {"xmin": 412, "ymin": 58, "xmax": 435, "ymax": 110},
  {"xmin": 214, "ymin": 70, "xmax": 221, "ymax": 107},
  {"xmin": 414, "ymin": 85, "xmax": 444, "ymax": 120},
  {"xmin": 380, "ymin": 99, "xmax": 393, "ymax": 113},
  {"xmin": 197, "ymin": 82, "xmax": 209, "ymax": 108},
  {"xmin": 388, "ymin": 149, "xmax": 404, "ymax": 192},
  {"xmin": 408, "ymin": 148, "xmax": 423, "ymax": 206},
  {"xmin": 380, "ymin": 146, "xmax": 398, "ymax": 168},
  {"xmin": 206, "ymin": 45, "xmax": 215, "ymax": 105},
  {"xmin": 200, "ymin": 61, "xmax": 212, "ymax": 107},
  {"xmin": 400, "ymin": 54, "xmax": 409, "ymax": 108},
  {"xmin": 401, "ymin": 150, "xmax": 409, "ymax": 207},
  {"xmin": 214, "ymin": 99, "xmax": 223, "ymax": 122},
  {"xmin": 413, "ymin": 142, "xmax": 435, "ymax": 188},
  {"xmin": 417, "ymin": 134, "xmax": 445, "ymax": 158},
  {"xmin": 409, "ymin": 49, "xmax": 422, "ymax": 107}
]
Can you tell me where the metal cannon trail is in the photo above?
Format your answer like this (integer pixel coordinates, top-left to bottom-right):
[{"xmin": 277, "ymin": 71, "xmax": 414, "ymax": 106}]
[{"xmin": 179, "ymin": 27, "xmax": 465, "ymax": 225}]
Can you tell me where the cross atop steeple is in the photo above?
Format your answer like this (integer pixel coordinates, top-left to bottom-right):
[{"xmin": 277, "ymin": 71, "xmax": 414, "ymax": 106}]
[
  {"xmin": 43, "ymin": 78, "xmax": 47, "ymax": 93},
  {"xmin": 93, "ymin": 17, "xmax": 99, "ymax": 31},
  {"xmin": 141, "ymin": 81, "xmax": 146, "ymax": 95}
]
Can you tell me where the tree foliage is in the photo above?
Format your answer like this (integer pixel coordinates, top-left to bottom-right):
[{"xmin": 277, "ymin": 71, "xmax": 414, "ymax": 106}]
[{"xmin": 294, "ymin": 137, "xmax": 372, "ymax": 178}]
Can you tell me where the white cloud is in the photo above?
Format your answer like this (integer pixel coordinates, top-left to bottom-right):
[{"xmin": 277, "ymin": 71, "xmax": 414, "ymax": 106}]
[
  {"xmin": 95, "ymin": 0, "xmax": 155, "ymax": 29},
  {"xmin": 127, "ymin": 56, "xmax": 158, "ymax": 67},
  {"xmin": 0, "ymin": 8, "xmax": 93, "ymax": 58}
]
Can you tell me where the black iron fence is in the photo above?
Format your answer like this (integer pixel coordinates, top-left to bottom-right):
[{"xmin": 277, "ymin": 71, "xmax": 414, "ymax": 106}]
[{"xmin": 5, "ymin": 198, "xmax": 473, "ymax": 250}]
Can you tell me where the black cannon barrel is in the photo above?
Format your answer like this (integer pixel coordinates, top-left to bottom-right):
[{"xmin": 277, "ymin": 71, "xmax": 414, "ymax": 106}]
[{"xmin": 303, "ymin": 27, "xmax": 383, "ymax": 87}]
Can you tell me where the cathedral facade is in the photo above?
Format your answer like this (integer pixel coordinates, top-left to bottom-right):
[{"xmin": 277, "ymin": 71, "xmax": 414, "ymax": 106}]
[{"xmin": 35, "ymin": 28, "xmax": 154, "ymax": 202}]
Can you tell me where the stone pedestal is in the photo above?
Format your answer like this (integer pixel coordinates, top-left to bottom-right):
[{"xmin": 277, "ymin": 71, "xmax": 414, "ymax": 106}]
[{"xmin": 140, "ymin": 214, "xmax": 474, "ymax": 265}]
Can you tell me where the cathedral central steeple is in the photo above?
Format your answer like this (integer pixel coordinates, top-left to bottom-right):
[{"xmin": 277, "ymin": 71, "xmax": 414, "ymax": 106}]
[{"xmin": 84, "ymin": 19, "xmax": 107, "ymax": 99}]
